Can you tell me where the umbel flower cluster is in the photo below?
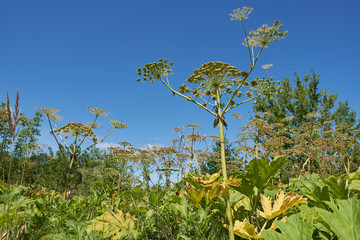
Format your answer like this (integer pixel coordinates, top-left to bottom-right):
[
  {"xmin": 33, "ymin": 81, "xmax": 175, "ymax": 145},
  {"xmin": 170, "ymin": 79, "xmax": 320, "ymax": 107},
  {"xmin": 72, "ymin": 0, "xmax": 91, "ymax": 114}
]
[
  {"xmin": 244, "ymin": 20, "xmax": 288, "ymax": 48},
  {"xmin": 184, "ymin": 61, "xmax": 257, "ymax": 106},
  {"xmin": 53, "ymin": 122, "xmax": 96, "ymax": 137},
  {"xmin": 137, "ymin": 60, "xmax": 262, "ymax": 110},
  {"xmin": 136, "ymin": 58, "xmax": 173, "ymax": 83}
]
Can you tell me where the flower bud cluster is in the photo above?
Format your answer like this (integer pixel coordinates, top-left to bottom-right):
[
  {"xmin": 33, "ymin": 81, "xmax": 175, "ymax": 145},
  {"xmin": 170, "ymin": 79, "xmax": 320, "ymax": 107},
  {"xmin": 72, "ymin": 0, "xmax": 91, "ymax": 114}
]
[{"xmin": 136, "ymin": 58, "xmax": 174, "ymax": 83}]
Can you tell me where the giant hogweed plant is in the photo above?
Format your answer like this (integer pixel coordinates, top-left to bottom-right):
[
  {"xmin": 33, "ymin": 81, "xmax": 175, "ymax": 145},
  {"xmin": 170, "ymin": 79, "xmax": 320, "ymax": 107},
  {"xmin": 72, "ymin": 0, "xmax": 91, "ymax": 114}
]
[
  {"xmin": 39, "ymin": 107, "xmax": 127, "ymax": 197},
  {"xmin": 137, "ymin": 6, "xmax": 288, "ymax": 239}
]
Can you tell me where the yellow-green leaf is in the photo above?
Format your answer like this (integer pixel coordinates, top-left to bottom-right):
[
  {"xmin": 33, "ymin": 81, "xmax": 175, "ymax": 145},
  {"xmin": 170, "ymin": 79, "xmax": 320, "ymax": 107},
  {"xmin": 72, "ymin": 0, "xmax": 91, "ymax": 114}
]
[
  {"xmin": 188, "ymin": 188, "xmax": 206, "ymax": 203},
  {"xmin": 196, "ymin": 171, "xmax": 222, "ymax": 186},
  {"xmin": 87, "ymin": 210, "xmax": 137, "ymax": 239},
  {"xmin": 208, "ymin": 184, "xmax": 221, "ymax": 200},
  {"xmin": 233, "ymin": 219, "xmax": 261, "ymax": 239},
  {"xmin": 257, "ymin": 189, "xmax": 306, "ymax": 220}
]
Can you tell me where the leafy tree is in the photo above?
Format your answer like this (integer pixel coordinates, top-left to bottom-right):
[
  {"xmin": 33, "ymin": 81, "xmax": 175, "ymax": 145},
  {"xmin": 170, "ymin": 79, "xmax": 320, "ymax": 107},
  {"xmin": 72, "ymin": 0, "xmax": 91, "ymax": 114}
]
[
  {"xmin": 252, "ymin": 71, "xmax": 360, "ymax": 176},
  {"xmin": 13, "ymin": 111, "xmax": 43, "ymax": 159},
  {"xmin": 202, "ymin": 137, "xmax": 242, "ymax": 174},
  {"xmin": 0, "ymin": 103, "xmax": 12, "ymax": 181},
  {"xmin": 253, "ymin": 70, "xmax": 360, "ymax": 133}
]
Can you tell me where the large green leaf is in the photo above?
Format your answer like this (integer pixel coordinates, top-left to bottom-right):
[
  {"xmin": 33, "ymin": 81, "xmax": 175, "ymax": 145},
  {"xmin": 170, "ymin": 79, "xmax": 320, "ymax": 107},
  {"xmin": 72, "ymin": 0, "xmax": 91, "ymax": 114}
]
[
  {"xmin": 348, "ymin": 167, "xmax": 360, "ymax": 191},
  {"xmin": 349, "ymin": 180, "xmax": 360, "ymax": 191},
  {"xmin": 262, "ymin": 213, "xmax": 313, "ymax": 240},
  {"xmin": 348, "ymin": 166, "xmax": 360, "ymax": 179},
  {"xmin": 230, "ymin": 156, "xmax": 287, "ymax": 198},
  {"xmin": 295, "ymin": 173, "xmax": 349, "ymax": 209},
  {"xmin": 245, "ymin": 156, "xmax": 287, "ymax": 191},
  {"xmin": 323, "ymin": 176, "xmax": 348, "ymax": 200},
  {"xmin": 315, "ymin": 196, "xmax": 360, "ymax": 240}
]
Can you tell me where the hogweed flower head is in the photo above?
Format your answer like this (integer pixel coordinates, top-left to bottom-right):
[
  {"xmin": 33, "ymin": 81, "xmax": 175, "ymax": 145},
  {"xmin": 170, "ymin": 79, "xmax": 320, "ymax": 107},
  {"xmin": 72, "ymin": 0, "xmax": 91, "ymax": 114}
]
[
  {"xmin": 184, "ymin": 61, "xmax": 255, "ymax": 105},
  {"xmin": 88, "ymin": 107, "xmax": 110, "ymax": 117},
  {"xmin": 109, "ymin": 119, "xmax": 128, "ymax": 129},
  {"xmin": 230, "ymin": 7, "xmax": 253, "ymax": 21},
  {"xmin": 186, "ymin": 124, "xmax": 202, "ymax": 130},
  {"xmin": 38, "ymin": 107, "xmax": 63, "ymax": 122},
  {"xmin": 136, "ymin": 58, "xmax": 173, "ymax": 83},
  {"xmin": 186, "ymin": 133, "xmax": 205, "ymax": 142},
  {"xmin": 53, "ymin": 122, "xmax": 96, "ymax": 137},
  {"xmin": 243, "ymin": 20, "xmax": 288, "ymax": 48},
  {"xmin": 85, "ymin": 122, "xmax": 103, "ymax": 129},
  {"xmin": 261, "ymin": 64, "xmax": 273, "ymax": 70}
]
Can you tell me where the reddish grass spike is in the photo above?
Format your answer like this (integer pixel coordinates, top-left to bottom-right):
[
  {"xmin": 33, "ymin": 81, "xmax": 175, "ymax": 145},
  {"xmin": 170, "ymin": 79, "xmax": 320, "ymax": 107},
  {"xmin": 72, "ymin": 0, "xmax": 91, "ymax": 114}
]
[
  {"xmin": 6, "ymin": 92, "xmax": 13, "ymax": 139},
  {"xmin": 14, "ymin": 91, "xmax": 20, "ymax": 125},
  {"xmin": 6, "ymin": 91, "xmax": 21, "ymax": 142}
]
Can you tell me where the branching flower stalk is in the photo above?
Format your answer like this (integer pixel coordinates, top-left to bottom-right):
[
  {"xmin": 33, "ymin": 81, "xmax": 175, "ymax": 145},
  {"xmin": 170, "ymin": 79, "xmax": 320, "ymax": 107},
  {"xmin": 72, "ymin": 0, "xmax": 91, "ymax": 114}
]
[
  {"xmin": 39, "ymin": 107, "xmax": 127, "ymax": 197},
  {"xmin": 136, "ymin": 7, "xmax": 287, "ymax": 240}
]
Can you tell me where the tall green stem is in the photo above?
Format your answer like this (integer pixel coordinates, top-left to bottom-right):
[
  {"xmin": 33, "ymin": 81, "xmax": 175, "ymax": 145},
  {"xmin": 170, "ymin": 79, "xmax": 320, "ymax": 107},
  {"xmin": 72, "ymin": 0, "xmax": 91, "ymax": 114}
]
[
  {"xmin": 64, "ymin": 135, "xmax": 77, "ymax": 198},
  {"xmin": 216, "ymin": 90, "xmax": 234, "ymax": 240}
]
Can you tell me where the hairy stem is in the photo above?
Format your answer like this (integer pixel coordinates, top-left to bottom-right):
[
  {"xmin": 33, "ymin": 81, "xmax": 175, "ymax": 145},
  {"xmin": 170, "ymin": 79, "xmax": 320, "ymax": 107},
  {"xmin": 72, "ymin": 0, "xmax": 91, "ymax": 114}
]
[{"xmin": 216, "ymin": 89, "xmax": 234, "ymax": 240}]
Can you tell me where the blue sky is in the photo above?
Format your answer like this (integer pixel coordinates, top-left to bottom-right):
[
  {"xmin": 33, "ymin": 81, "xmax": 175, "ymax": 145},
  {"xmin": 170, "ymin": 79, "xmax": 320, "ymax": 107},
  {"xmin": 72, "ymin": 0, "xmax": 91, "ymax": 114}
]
[{"xmin": 1, "ymin": 0, "xmax": 360, "ymax": 151}]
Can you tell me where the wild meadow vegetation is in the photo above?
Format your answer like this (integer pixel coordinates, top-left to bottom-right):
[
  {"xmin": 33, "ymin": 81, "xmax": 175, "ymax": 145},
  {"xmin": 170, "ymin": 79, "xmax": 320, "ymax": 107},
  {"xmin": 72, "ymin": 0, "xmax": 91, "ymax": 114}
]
[{"xmin": 1, "ymin": 6, "xmax": 360, "ymax": 240}]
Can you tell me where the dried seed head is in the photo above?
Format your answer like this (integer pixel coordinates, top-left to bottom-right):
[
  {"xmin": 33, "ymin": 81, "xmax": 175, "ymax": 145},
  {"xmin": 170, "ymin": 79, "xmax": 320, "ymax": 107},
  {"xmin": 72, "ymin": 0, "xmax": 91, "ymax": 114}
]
[
  {"xmin": 38, "ymin": 107, "xmax": 63, "ymax": 121},
  {"xmin": 186, "ymin": 133, "xmax": 205, "ymax": 142},
  {"xmin": 186, "ymin": 124, "xmax": 202, "ymax": 129}
]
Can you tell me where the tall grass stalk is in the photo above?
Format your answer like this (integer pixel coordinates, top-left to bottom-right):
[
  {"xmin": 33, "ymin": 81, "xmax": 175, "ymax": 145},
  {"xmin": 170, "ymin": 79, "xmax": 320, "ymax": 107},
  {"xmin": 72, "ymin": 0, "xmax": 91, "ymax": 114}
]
[{"xmin": 4, "ymin": 91, "xmax": 21, "ymax": 238}]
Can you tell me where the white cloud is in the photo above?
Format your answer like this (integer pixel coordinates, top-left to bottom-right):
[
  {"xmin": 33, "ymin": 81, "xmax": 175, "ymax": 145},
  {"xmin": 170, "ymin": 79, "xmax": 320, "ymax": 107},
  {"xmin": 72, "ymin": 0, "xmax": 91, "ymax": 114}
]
[
  {"xmin": 96, "ymin": 142, "xmax": 118, "ymax": 149},
  {"xmin": 149, "ymin": 137, "xmax": 161, "ymax": 141},
  {"xmin": 140, "ymin": 143, "xmax": 165, "ymax": 150},
  {"xmin": 96, "ymin": 142, "xmax": 166, "ymax": 151}
]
